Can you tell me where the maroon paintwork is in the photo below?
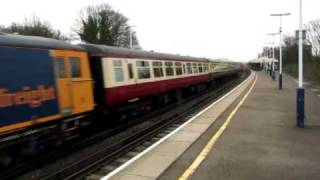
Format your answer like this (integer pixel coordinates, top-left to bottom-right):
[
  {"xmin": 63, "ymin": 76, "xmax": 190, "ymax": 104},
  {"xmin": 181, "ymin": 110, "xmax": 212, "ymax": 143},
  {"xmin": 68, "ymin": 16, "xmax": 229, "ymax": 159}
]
[{"xmin": 105, "ymin": 74, "xmax": 210, "ymax": 106}]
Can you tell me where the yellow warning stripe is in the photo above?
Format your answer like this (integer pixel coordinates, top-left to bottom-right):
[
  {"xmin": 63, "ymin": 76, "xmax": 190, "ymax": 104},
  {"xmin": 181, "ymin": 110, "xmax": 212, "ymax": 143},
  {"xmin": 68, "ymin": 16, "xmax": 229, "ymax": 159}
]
[{"xmin": 178, "ymin": 74, "xmax": 257, "ymax": 180}]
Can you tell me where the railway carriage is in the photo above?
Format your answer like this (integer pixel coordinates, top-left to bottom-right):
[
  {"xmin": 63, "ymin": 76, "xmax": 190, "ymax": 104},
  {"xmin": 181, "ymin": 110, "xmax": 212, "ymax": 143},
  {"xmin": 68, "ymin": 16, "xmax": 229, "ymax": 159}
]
[{"xmin": 82, "ymin": 44, "xmax": 214, "ymax": 109}]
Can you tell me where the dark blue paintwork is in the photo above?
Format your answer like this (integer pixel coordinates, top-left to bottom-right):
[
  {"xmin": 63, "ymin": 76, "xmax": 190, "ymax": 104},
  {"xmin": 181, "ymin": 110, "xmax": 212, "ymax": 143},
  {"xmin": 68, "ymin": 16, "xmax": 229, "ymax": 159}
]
[
  {"xmin": 297, "ymin": 88, "xmax": 305, "ymax": 127},
  {"xmin": 0, "ymin": 47, "xmax": 59, "ymax": 126}
]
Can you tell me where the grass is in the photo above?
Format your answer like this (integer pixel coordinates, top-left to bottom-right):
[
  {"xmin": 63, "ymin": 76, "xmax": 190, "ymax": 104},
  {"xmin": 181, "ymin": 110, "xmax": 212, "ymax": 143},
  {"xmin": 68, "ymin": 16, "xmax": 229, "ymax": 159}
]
[{"xmin": 284, "ymin": 62, "xmax": 320, "ymax": 87}]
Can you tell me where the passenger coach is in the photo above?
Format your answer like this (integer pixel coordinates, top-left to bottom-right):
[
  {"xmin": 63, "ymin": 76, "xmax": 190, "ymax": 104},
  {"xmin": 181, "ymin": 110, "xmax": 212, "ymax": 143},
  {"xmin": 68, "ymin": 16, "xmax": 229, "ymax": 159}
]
[
  {"xmin": 82, "ymin": 44, "xmax": 214, "ymax": 108},
  {"xmin": 82, "ymin": 44, "xmax": 242, "ymax": 115}
]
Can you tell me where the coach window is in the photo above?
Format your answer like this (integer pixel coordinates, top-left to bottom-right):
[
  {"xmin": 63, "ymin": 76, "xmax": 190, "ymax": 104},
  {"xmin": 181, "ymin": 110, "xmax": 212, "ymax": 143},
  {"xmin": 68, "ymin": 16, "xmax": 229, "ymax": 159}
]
[
  {"xmin": 202, "ymin": 63, "xmax": 206, "ymax": 72},
  {"xmin": 128, "ymin": 63, "xmax": 134, "ymax": 79},
  {"xmin": 193, "ymin": 63, "xmax": 198, "ymax": 73},
  {"xmin": 113, "ymin": 60, "xmax": 124, "ymax": 82},
  {"xmin": 210, "ymin": 64, "xmax": 215, "ymax": 72},
  {"xmin": 165, "ymin": 62, "xmax": 174, "ymax": 76},
  {"xmin": 152, "ymin": 61, "xmax": 164, "ymax": 78},
  {"xmin": 183, "ymin": 64, "xmax": 186, "ymax": 74},
  {"xmin": 137, "ymin": 61, "xmax": 151, "ymax": 79},
  {"xmin": 186, "ymin": 63, "xmax": 192, "ymax": 74},
  {"xmin": 204, "ymin": 64, "xmax": 209, "ymax": 72},
  {"xmin": 175, "ymin": 62, "xmax": 183, "ymax": 76},
  {"xmin": 69, "ymin": 57, "xmax": 82, "ymax": 78},
  {"xmin": 198, "ymin": 63, "xmax": 203, "ymax": 73}
]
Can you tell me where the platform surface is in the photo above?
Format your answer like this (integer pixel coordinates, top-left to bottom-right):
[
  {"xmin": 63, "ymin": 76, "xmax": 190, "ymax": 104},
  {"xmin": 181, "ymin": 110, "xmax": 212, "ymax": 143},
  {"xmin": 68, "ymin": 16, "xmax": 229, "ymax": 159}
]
[
  {"xmin": 106, "ymin": 73, "xmax": 255, "ymax": 180},
  {"xmin": 159, "ymin": 71, "xmax": 320, "ymax": 180}
]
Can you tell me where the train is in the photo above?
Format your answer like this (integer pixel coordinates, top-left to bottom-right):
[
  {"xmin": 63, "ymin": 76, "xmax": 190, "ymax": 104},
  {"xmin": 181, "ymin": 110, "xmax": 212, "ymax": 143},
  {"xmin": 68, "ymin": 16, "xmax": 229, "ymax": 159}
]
[{"xmin": 0, "ymin": 33, "xmax": 243, "ymax": 165}]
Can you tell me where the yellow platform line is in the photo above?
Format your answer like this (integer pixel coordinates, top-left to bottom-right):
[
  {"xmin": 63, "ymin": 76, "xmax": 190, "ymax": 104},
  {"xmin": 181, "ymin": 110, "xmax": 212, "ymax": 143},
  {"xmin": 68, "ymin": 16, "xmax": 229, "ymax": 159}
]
[{"xmin": 178, "ymin": 74, "xmax": 257, "ymax": 180}]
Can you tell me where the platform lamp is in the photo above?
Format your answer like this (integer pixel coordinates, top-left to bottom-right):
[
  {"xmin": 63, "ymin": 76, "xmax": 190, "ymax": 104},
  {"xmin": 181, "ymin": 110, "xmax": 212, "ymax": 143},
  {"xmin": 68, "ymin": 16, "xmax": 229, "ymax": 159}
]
[
  {"xmin": 267, "ymin": 33, "xmax": 281, "ymax": 81},
  {"xmin": 128, "ymin": 25, "xmax": 137, "ymax": 49},
  {"xmin": 270, "ymin": 13, "xmax": 291, "ymax": 89},
  {"xmin": 261, "ymin": 46, "xmax": 269, "ymax": 73},
  {"xmin": 297, "ymin": 0, "xmax": 305, "ymax": 128},
  {"xmin": 265, "ymin": 42, "xmax": 275, "ymax": 80},
  {"xmin": 264, "ymin": 47, "xmax": 272, "ymax": 76}
]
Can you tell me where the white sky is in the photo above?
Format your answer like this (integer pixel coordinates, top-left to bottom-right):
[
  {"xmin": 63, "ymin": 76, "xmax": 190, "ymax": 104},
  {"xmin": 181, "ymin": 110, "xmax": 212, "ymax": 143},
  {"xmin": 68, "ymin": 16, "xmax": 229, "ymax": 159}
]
[{"xmin": 1, "ymin": 0, "xmax": 320, "ymax": 62}]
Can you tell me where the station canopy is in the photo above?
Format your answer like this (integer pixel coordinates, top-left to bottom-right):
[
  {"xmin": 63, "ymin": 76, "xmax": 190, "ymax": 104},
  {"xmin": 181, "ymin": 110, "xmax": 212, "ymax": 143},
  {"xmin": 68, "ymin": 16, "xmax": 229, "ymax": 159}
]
[{"xmin": 249, "ymin": 57, "xmax": 278, "ymax": 63}]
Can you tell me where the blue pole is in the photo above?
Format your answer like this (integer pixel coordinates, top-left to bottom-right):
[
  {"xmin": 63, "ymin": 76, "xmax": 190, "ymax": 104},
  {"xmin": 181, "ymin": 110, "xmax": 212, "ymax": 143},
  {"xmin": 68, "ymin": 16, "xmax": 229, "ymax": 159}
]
[{"xmin": 297, "ymin": 88, "xmax": 305, "ymax": 127}]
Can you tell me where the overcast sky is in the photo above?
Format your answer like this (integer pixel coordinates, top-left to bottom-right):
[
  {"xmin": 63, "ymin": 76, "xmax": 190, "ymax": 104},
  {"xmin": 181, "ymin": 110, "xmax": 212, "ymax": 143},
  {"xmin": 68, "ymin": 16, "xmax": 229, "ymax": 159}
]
[{"xmin": 1, "ymin": 0, "xmax": 320, "ymax": 61}]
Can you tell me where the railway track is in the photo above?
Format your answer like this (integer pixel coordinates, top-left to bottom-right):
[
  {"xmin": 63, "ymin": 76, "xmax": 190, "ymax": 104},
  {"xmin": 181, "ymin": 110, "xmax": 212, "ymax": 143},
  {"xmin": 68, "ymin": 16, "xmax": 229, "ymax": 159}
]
[{"xmin": 4, "ymin": 71, "xmax": 249, "ymax": 180}]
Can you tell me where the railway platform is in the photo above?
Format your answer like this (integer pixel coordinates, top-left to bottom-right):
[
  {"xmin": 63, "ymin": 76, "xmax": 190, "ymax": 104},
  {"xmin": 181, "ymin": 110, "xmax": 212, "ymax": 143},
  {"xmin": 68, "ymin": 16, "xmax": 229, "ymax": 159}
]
[{"xmin": 103, "ymin": 71, "xmax": 320, "ymax": 180}]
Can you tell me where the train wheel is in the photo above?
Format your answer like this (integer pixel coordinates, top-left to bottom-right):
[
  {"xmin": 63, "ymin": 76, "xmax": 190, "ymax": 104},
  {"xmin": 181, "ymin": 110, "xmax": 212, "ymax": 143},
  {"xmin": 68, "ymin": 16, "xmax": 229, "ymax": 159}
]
[{"xmin": 0, "ymin": 150, "xmax": 12, "ymax": 167}]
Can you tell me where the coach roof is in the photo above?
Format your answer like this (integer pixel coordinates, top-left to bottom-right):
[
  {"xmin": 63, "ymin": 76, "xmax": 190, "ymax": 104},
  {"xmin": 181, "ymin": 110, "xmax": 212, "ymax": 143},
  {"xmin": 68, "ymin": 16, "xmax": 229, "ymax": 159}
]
[
  {"xmin": 80, "ymin": 43, "xmax": 208, "ymax": 62},
  {"xmin": 0, "ymin": 33, "xmax": 83, "ymax": 51}
]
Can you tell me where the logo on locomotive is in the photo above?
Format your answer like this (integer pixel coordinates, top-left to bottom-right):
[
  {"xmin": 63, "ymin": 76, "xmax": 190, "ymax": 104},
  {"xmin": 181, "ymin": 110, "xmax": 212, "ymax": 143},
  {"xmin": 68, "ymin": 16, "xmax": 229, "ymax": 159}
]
[{"xmin": 0, "ymin": 85, "xmax": 56, "ymax": 108}]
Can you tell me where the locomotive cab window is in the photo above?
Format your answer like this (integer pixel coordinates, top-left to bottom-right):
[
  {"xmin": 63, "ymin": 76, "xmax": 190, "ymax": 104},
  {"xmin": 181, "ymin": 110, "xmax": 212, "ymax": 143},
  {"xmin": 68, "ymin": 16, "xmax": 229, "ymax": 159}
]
[
  {"xmin": 175, "ymin": 62, "xmax": 183, "ymax": 75},
  {"xmin": 54, "ymin": 57, "xmax": 66, "ymax": 78},
  {"xmin": 69, "ymin": 57, "xmax": 82, "ymax": 78},
  {"xmin": 152, "ymin": 61, "xmax": 164, "ymax": 78},
  {"xmin": 165, "ymin": 62, "xmax": 174, "ymax": 76},
  {"xmin": 113, "ymin": 60, "xmax": 124, "ymax": 82},
  {"xmin": 137, "ymin": 61, "xmax": 150, "ymax": 79}
]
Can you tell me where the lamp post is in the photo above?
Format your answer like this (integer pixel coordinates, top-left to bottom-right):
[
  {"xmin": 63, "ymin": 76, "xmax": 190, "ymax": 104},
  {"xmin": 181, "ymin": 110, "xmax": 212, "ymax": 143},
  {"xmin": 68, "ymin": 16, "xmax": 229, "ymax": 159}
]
[
  {"xmin": 271, "ymin": 13, "xmax": 291, "ymax": 89},
  {"xmin": 262, "ymin": 46, "xmax": 269, "ymax": 73},
  {"xmin": 265, "ymin": 47, "xmax": 272, "ymax": 76},
  {"xmin": 128, "ymin": 25, "xmax": 136, "ymax": 49},
  {"xmin": 297, "ymin": 0, "xmax": 304, "ymax": 127},
  {"xmin": 267, "ymin": 33, "xmax": 282, "ymax": 81},
  {"xmin": 265, "ymin": 42, "xmax": 275, "ymax": 80}
]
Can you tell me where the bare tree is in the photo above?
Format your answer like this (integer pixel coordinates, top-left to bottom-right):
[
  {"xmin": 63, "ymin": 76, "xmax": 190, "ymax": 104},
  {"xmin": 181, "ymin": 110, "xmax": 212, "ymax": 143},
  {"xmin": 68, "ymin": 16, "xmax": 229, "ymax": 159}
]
[
  {"xmin": 0, "ymin": 15, "xmax": 69, "ymax": 41},
  {"xmin": 305, "ymin": 19, "xmax": 320, "ymax": 57}
]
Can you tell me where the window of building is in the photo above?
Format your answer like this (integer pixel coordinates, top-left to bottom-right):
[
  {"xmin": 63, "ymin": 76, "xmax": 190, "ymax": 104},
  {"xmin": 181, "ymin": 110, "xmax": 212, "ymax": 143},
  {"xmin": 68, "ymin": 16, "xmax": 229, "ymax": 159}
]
[
  {"xmin": 152, "ymin": 61, "xmax": 164, "ymax": 78},
  {"xmin": 175, "ymin": 62, "xmax": 183, "ymax": 75},
  {"xmin": 137, "ymin": 61, "xmax": 151, "ymax": 79},
  {"xmin": 193, "ymin": 63, "xmax": 198, "ymax": 73},
  {"xmin": 69, "ymin": 57, "xmax": 82, "ymax": 78},
  {"xmin": 186, "ymin": 63, "xmax": 192, "ymax": 74},
  {"xmin": 54, "ymin": 57, "xmax": 66, "ymax": 78},
  {"xmin": 128, "ymin": 63, "xmax": 134, "ymax": 79},
  {"xmin": 113, "ymin": 60, "xmax": 124, "ymax": 82},
  {"xmin": 165, "ymin": 62, "xmax": 174, "ymax": 76}
]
